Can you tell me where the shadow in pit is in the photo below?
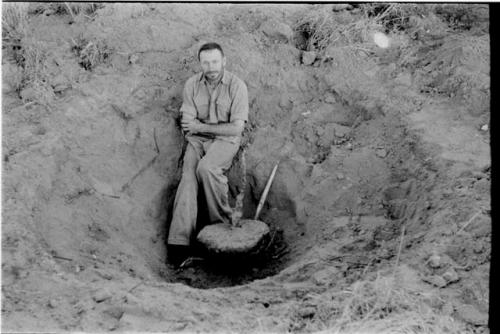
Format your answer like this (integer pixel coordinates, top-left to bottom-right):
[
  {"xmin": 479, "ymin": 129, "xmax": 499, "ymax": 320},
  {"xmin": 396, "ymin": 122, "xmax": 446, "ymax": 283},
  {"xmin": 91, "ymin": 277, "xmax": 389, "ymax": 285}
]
[{"xmin": 164, "ymin": 227, "xmax": 288, "ymax": 289}]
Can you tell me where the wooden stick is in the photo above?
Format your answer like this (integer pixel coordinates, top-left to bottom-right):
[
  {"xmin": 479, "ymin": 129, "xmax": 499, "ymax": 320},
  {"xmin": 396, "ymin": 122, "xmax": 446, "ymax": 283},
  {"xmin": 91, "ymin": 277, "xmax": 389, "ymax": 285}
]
[
  {"xmin": 128, "ymin": 281, "xmax": 143, "ymax": 293},
  {"xmin": 254, "ymin": 162, "xmax": 279, "ymax": 220},
  {"xmin": 457, "ymin": 211, "xmax": 481, "ymax": 234}
]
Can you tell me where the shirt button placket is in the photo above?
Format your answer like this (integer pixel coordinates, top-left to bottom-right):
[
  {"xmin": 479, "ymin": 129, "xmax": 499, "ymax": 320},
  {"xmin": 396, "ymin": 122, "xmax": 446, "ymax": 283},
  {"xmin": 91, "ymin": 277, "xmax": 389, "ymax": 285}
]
[{"xmin": 209, "ymin": 87, "xmax": 219, "ymax": 124}]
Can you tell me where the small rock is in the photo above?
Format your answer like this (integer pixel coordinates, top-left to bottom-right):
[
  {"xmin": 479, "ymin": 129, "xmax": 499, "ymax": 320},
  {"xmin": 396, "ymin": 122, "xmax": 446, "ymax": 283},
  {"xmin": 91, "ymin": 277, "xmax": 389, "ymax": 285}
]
[
  {"xmin": 104, "ymin": 306, "xmax": 124, "ymax": 320},
  {"xmin": 279, "ymin": 96, "xmax": 293, "ymax": 110},
  {"xmin": 442, "ymin": 268, "xmax": 460, "ymax": 284},
  {"xmin": 74, "ymin": 299, "xmax": 94, "ymax": 314},
  {"xmin": 474, "ymin": 243, "xmax": 484, "ymax": 253},
  {"xmin": 428, "ymin": 254, "xmax": 442, "ymax": 269},
  {"xmin": 93, "ymin": 288, "xmax": 112, "ymax": 303},
  {"xmin": 301, "ymin": 51, "xmax": 317, "ymax": 65},
  {"xmin": 48, "ymin": 299, "xmax": 58, "ymax": 308},
  {"xmin": 332, "ymin": 124, "xmax": 351, "ymax": 138},
  {"xmin": 96, "ymin": 270, "xmax": 113, "ymax": 280},
  {"xmin": 325, "ymin": 95, "xmax": 336, "ymax": 103},
  {"xmin": 312, "ymin": 267, "xmax": 338, "ymax": 286},
  {"xmin": 455, "ymin": 304, "xmax": 488, "ymax": 326},
  {"xmin": 53, "ymin": 83, "xmax": 70, "ymax": 93},
  {"xmin": 480, "ymin": 124, "xmax": 488, "ymax": 131},
  {"xmin": 336, "ymin": 173, "xmax": 345, "ymax": 180},
  {"xmin": 346, "ymin": 143, "xmax": 353, "ymax": 150},
  {"xmin": 376, "ymin": 148, "xmax": 388, "ymax": 158},
  {"xmin": 260, "ymin": 20, "xmax": 293, "ymax": 42},
  {"xmin": 129, "ymin": 54, "xmax": 139, "ymax": 64},
  {"xmin": 422, "ymin": 275, "xmax": 447, "ymax": 288},
  {"xmin": 298, "ymin": 306, "xmax": 316, "ymax": 318}
]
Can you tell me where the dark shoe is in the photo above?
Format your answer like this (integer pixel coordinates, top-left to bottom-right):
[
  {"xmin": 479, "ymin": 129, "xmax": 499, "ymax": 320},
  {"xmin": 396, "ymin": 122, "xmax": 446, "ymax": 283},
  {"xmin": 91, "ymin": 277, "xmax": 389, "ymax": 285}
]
[{"xmin": 167, "ymin": 245, "xmax": 191, "ymax": 268}]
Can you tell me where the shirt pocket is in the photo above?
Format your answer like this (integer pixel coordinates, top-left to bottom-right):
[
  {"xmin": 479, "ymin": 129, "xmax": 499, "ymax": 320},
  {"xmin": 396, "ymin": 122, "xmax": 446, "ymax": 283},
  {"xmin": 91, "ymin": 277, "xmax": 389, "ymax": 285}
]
[
  {"xmin": 216, "ymin": 96, "xmax": 231, "ymax": 123},
  {"xmin": 194, "ymin": 94, "xmax": 209, "ymax": 121}
]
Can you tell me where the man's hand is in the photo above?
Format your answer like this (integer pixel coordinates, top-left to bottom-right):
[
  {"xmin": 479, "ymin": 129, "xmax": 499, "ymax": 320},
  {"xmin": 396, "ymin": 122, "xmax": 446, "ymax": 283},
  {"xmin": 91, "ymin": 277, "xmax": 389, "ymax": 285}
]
[{"xmin": 181, "ymin": 118, "xmax": 204, "ymax": 135}]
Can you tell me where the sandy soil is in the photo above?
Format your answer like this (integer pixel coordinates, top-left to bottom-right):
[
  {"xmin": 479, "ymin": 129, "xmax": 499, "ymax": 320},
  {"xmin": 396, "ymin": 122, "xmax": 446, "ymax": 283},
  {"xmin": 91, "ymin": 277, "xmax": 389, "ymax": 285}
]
[{"xmin": 2, "ymin": 3, "xmax": 490, "ymax": 333}]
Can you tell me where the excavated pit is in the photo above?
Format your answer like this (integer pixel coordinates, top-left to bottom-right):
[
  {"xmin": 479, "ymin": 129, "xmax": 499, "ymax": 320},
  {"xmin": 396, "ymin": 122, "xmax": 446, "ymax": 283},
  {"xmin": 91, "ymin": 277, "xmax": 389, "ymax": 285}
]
[
  {"xmin": 2, "ymin": 4, "xmax": 490, "ymax": 331},
  {"xmin": 2, "ymin": 69, "xmax": 410, "ymax": 290},
  {"xmin": 160, "ymin": 92, "xmax": 403, "ymax": 289}
]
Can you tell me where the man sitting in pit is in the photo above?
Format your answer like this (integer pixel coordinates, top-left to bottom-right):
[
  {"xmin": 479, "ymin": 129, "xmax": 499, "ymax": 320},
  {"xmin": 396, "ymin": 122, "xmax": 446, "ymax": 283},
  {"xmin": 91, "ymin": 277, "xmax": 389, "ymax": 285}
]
[{"xmin": 167, "ymin": 42, "xmax": 249, "ymax": 267}]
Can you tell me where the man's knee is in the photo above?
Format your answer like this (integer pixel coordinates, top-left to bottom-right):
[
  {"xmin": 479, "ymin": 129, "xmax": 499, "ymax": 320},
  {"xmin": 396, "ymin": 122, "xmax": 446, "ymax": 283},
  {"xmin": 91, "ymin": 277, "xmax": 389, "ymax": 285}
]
[{"xmin": 196, "ymin": 159, "xmax": 218, "ymax": 180}]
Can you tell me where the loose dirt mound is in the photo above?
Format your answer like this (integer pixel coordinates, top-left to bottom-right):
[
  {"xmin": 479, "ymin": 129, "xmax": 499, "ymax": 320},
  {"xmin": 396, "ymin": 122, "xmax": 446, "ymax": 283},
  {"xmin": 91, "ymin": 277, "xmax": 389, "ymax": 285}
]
[{"xmin": 2, "ymin": 3, "xmax": 490, "ymax": 332}]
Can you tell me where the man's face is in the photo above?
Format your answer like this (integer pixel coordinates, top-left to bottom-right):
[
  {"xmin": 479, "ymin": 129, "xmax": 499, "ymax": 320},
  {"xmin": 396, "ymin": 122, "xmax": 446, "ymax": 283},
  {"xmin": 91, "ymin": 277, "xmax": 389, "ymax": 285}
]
[{"xmin": 199, "ymin": 49, "xmax": 226, "ymax": 81}]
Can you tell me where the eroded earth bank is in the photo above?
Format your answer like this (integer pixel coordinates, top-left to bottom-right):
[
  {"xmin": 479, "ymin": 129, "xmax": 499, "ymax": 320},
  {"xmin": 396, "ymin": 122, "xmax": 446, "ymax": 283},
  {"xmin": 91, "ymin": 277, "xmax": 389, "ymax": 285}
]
[{"xmin": 2, "ymin": 3, "xmax": 490, "ymax": 333}]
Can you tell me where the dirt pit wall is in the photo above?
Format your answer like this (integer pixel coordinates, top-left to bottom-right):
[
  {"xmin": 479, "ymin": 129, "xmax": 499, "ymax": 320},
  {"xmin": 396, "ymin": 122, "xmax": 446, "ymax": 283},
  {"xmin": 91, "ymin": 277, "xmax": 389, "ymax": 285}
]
[{"xmin": 2, "ymin": 3, "xmax": 490, "ymax": 332}]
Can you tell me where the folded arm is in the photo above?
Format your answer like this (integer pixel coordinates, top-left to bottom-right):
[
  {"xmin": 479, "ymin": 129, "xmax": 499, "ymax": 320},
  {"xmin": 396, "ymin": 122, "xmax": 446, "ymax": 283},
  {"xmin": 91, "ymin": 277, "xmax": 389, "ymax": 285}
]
[{"xmin": 181, "ymin": 118, "xmax": 245, "ymax": 137}]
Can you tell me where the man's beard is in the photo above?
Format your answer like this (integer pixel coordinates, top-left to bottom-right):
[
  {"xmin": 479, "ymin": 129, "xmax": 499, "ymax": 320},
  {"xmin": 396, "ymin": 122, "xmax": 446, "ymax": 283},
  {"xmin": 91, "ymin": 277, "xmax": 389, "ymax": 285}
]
[{"xmin": 205, "ymin": 68, "xmax": 223, "ymax": 82}]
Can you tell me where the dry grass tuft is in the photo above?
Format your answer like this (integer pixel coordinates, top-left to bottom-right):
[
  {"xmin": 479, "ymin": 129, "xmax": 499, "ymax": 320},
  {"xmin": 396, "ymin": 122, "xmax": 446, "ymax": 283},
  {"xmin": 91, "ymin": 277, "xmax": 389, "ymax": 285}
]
[
  {"xmin": 294, "ymin": 5, "xmax": 382, "ymax": 52},
  {"xmin": 303, "ymin": 270, "xmax": 466, "ymax": 334},
  {"xmin": 2, "ymin": 3, "xmax": 29, "ymax": 44},
  {"xmin": 27, "ymin": 2, "xmax": 104, "ymax": 20},
  {"xmin": 360, "ymin": 3, "xmax": 437, "ymax": 32},
  {"xmin": 17, "ymin": 40, "xmax": 55, "ymax": 105},
  {"xmin": 434, "ymin": 4, "xmax": 489, "ymax": 32},
  {"xmin": 2, "ymin": 3, "xmax": 55, "ymax": 105},
  {"xmin": 71, "ymin": 35, "xmax": 113, "ymax": 71}
]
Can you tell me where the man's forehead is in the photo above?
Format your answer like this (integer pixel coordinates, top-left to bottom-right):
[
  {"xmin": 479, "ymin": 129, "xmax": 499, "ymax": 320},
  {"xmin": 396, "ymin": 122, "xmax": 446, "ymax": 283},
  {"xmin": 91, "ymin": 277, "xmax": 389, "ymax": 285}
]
[{"xmin": 199, "ymin": 49, "xmax": 224, "ymax": 60}]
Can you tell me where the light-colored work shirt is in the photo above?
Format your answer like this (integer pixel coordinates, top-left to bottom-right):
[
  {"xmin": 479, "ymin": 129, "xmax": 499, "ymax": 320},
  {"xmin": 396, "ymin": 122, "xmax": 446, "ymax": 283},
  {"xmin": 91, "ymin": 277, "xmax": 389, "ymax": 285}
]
[{"xmin": 180, "ymin": 70, "xmax": 249, "ymax": 144}]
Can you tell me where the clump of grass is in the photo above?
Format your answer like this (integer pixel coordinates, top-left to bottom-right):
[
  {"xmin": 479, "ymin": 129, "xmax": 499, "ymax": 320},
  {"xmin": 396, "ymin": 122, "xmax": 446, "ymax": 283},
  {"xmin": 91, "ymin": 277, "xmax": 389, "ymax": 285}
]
[
  {"xmin": 2, "ymin": 4, "xmax": 56, "ymax": 105},
  {"xmin": 28, "ymin": 2, "xmax": 104, "ymax": 21},
  {"xmin": 71, "ymin": 35, "xmax": 113, "ymax": 71},
  {"xmin": 17, "ymin": 41, "xmax": 55, "ymax": 105},
  {"xmin": 360, "ymin": 3, "xmax": 437, "ymax": 33},
  {"xmin": 61, "ymin": 2, "xmax": 103, "ymax": 16},
  {"xmin": 294, "ymin": 4, "xmax": 382, "ymax": 52},
  {"xmin": 2, "ymin": 3, "xmax": 29, "ymax": 44},
  {"xmin": 306, "ymin": 271, "xmax": 466, "ymax": 333},
  {"xmin": 434, "ymin": 4, "xmax": 489, "ymax": 32}
]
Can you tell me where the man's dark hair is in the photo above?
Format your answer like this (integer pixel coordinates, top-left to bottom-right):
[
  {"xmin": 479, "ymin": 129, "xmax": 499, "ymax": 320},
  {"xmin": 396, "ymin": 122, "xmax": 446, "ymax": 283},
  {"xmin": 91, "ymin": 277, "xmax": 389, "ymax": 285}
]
[{"xmin": 198, "ymin": 42, "xmax": 224, "ymax": 60}]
